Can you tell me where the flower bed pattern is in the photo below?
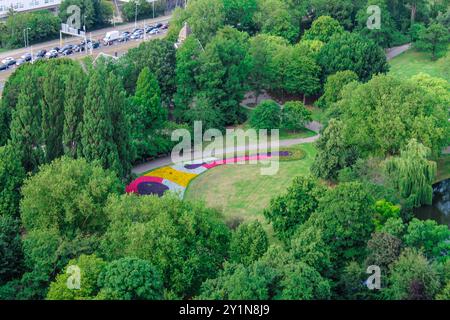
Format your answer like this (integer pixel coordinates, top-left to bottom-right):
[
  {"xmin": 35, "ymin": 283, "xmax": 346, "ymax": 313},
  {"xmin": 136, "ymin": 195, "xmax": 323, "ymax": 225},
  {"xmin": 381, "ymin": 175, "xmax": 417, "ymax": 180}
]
[{"xmin": 126, "ymin": 152, "xmax": 292, "ymax": 198}]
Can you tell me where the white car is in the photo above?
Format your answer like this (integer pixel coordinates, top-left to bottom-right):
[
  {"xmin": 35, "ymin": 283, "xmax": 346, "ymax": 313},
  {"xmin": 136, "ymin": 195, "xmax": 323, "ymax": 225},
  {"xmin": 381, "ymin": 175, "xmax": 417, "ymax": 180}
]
[
  {"xmin": 45, "ymin": 49, "xmax": 58, "ymax": 57},
  {"xmin": 1, "ymin": 57, "xmax": 15, "ymax": 65},
  {"xmin": 149, "ymin": 28, "xmax": 159, "ymax": 35}
]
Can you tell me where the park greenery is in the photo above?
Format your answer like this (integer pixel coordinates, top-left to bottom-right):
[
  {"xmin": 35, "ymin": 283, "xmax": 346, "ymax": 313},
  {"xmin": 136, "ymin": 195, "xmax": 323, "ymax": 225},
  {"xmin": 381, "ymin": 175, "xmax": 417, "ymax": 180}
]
[{"xmin": 0, "ymin": 0, "xmax": 449, "ymax": 301}]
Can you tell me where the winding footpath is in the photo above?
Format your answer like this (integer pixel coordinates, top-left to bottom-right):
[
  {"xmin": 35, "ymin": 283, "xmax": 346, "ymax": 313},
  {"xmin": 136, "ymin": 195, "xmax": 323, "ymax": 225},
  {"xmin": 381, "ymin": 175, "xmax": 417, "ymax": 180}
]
[
  {"xmin": 386, "ymin": 43, "xmax": 411, "ymax": 60},
  {"xmin": 132, "ymin": 121, "xmax": 323, "ymax": 174}
]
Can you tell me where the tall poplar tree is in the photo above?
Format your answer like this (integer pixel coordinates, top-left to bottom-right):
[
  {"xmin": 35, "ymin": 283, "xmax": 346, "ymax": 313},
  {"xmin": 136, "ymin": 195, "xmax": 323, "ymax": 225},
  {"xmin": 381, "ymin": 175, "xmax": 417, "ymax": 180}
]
[
  {"xmin": 80, "ymin": 68, "xmax": 121, "ymax": 176},
  {"xmin": 41, "ymin": 68, "xmax": 65, "ymax": 162},
  {"xmin": 63, "ymin": 67, "xmax": 87, "ymax": 158},
  {"xmin": 105, "ymin": 71, "xmax": 133, "ymax": 177},
  {"xmin": 9, "ymin": 83, "xmax": 43, "ymax": 172},
  {"xmin": 129, "ymin": 67, "xmax": 165, "ymax": 159}
]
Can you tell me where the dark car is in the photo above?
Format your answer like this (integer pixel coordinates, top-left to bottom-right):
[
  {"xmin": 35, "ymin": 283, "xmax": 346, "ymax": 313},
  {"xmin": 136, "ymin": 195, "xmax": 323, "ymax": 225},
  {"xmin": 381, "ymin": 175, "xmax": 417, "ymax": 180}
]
[
  {"xmin": 52, "ymin": 47, "xmax": 60, "ymax": 52},
  {"xmin": 155, "ymin": 23, "xmax": 163, "ymax": 28},
  {"xmin": 6, "ymin": 59, "xmax": 16, "ymax": 66},
  {"xmin": 145, "ymin": 26, "xmax": 155, "ymax": 33},
  {"xmin": 21, "ymin": 53, "xmax": 32, "ymax": 61},
  {"xmin": 73, "ymin": 45, "xmax": 85, "ymax": 52},
  {"xmin": 161, "ymin": 23, "xmax": 169, "ymax": 30},
  {"xmin": 63, "ymin": 49, "xmax": 74, "ymax": 56},
  {"xmin": 36, "ymin": 49, "xmax": 47, "ymax": 58},
  {"xmin": 90, "ymin": 41, "xmax": 100, "ymax": 49},
  {"xmin": 59, "ymin": 45, "xmax": 73, "ymax": 54},
  {"xmin": 0, "ymin": 63, "xmax": 8, "ymax": 71}
]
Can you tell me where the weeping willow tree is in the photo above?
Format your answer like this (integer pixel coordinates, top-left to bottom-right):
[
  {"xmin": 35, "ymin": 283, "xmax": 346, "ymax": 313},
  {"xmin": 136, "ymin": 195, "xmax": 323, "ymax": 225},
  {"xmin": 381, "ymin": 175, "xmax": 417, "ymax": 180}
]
[{"xmin": 384, "ymin": 139, "xmax": 437, "ymax": 207}]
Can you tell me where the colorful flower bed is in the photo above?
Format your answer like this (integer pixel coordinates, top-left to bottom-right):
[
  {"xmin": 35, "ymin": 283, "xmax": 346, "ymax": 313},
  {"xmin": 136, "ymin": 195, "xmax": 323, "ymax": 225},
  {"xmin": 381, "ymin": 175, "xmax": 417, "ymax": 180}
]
[{"xmin": 126, "ymin": 151, "xmax": 294, "ymax": 198}]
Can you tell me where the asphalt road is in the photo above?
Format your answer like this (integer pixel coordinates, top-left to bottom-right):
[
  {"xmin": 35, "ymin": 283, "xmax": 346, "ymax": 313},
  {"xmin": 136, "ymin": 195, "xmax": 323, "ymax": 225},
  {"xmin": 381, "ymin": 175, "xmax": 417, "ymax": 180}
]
[
  {"xmin": 0, "ymin": 14, "xmax": 172, "ymax": 61},
  {"xmin": 0, "ymin": 14, "xmax": 172, "ymax": 94}
]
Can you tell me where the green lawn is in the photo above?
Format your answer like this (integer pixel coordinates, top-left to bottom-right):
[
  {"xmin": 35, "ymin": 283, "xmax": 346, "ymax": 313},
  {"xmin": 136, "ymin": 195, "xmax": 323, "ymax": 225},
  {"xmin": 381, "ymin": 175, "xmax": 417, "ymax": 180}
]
[
  {"xmin": 389, "ymin": 49, "xmax": 450, "ymax": 82},
  {"xmin": 184, "ymin": 143, "xmax": 317, "ymax": 236}
]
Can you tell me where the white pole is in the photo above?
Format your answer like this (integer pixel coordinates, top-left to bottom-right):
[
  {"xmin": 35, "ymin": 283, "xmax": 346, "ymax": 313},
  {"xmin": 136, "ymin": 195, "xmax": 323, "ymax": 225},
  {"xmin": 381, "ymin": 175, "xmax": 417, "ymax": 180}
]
[{"xmin": 135, "ymin": 2, "xmax": 138, "ymax": 30}]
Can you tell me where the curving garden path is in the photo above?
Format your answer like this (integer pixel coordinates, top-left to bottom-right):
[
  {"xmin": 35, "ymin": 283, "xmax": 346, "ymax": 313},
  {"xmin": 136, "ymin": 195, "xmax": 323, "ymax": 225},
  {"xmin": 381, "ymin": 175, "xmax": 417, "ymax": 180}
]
[{"xmin": 131, "ymin": 121, "xmax": 322, "ymax": 175}]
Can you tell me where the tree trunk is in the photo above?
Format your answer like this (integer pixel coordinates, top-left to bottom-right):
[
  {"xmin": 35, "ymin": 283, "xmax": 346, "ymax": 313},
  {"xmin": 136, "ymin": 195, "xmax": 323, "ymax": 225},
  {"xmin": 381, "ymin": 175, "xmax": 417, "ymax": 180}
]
[{"xmin": 411, "ymin": 3, "xmax": 417, "ymax": 26}]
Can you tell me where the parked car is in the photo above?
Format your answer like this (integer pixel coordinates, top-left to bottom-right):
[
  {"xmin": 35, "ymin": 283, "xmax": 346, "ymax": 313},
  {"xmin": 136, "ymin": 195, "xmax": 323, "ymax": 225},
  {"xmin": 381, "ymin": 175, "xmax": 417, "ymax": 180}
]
[
  {"xmin": 0, "ymin": 63, "xmax": 8, "ymax": 71},
  {"xmin": 46, "ymin": 50, "xmax": 58, "ymax": 59},
  {"xmin": 16, "ymin": 59, "xmax": 26, "ymax": 66},
  {"xmin": 89, "ymin": 41, "xmax": 100, "ymax": 49},
  {"xmin": 161, "ymin": 23, "xmax": 169, "ymax": 30},
  {"xmin": 52, "ymin": 47, "xmax": 60, "ymax": 52},
  {"xmin": 145, "ymin": 26, "xmax": 155, "ymax": 33},
  {"xmin": 63, "ymin": 49, "xmax": 74, "ymax": 56},
  {"xmin": 36, "ymin": 49, "xmax": 47, "ymax": 58},
  {"xmin": 1, "ymin": 57, "xmax": 15, "ymax": 66},
  {"xmin": 59, "ymin": 45, "xmax": 73, "ymax": 54},
  {"xmin": 118, "ymin": 32, "xmax": 130, "ymax": 42},
  {"xmin": 131, "ymin": 30, "xmax": 143, "ymax": 39},
  {"xmin": 149, "ymin": 28, "xmax": 159, "ymax": 35},
  {"xmin": 73, "ymin": 45, "xmax": 85, "ymax": 52},
  {"xmin": 155, "ymin": 23, "xmax": 163, "ymax": 28},
  {"xmin": 21, "ymin": 53, "xmax": 32, "ymax": 61}
]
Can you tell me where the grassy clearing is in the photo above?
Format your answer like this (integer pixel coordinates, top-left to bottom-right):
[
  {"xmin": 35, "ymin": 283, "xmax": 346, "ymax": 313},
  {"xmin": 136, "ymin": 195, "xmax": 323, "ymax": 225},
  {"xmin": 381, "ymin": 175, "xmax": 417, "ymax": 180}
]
[
  {"xmin": 184, "ymin": 143, "xmax": 317, "ymax": 237},
  {"xmin": 389, "ymin": 49, "xmax": 450, "ymax": 82}
]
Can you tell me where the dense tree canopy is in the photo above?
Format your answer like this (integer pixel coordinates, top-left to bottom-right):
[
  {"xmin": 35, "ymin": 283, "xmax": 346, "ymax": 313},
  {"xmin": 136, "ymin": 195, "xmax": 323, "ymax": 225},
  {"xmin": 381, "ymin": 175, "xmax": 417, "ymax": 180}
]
[
  {"xmin": 229, "ymin": 221, "xmax": 269, "ymax": 265},
  {"xmin": 99, "ymin": 194, "xmax": 231, "ymax": 298},
  {"xmin": 303, "ymin": 16, "xmax": 345, "ymax": 43},
  {"xmin": 331, "ymin": 75, "xmax": 449, "ymax": 158},
  {"xmin": 264, "ymin": 176, "xmax": 326, "ymax": 244},
  {"xmin": 97, "ymin": 257, "xmax": 163, "ymax": 300},
  {"xmin": 385, "ymin": 248, "xmax": 441, "ymax": 300},
  {"xmin": 249, "ymin": 100, "xmax": 281, "ymax": 130},
  {"xmin": 20, "ymin": 157, "xmax": 122, "ymax": 237},
  {"xmin": 0, "ymin": 146, "xmax": 25, "ymax": 218},
  {"xmin": 0, "ymin": 216, "xmax": 23, "ymax": 285},
  {"xmin": 46, "ymin": 254, "xmax": 107, "ymax": 300},
  {"xmin": 317, "ymin": 31, "xmax": 389, "ymax": 81}
]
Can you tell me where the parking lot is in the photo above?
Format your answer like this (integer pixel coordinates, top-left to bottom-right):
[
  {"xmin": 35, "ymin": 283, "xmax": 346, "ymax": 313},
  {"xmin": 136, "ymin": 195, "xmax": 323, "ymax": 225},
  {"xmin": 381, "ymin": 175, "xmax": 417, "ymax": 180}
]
[{"xmin": 0, "ymin": 15, "xmax": 171, "ymax": 94}]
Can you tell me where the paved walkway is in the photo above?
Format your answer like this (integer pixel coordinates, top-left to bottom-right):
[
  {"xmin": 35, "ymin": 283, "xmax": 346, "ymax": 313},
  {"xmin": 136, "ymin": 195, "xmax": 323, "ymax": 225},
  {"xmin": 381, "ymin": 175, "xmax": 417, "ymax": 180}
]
[
  {"xmin": 386, "ymin": 43, "xmax": 411, "ymax": 60},
  {"xmin": 132, "ymin": 122, "xmax": 322, "ymax": 175}
]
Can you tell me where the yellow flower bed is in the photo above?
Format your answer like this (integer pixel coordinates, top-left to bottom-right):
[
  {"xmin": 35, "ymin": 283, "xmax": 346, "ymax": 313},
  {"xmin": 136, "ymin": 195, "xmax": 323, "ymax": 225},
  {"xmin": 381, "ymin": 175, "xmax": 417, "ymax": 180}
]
[{"xmin": 145, "ymin": 167, "xmax": 197, "ymax": 188}]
